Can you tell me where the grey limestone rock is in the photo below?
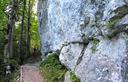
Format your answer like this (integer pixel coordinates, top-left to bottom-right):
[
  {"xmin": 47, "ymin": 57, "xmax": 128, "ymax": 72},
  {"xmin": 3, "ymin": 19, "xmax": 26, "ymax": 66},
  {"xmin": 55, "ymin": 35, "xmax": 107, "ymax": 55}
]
[
  {"xmin": 64, "ymin": 71, "xmax": 72, "ymax": 82},
  {"xmin": 37, "ymin": 0, "xmax": 128, "ymax": 81}
]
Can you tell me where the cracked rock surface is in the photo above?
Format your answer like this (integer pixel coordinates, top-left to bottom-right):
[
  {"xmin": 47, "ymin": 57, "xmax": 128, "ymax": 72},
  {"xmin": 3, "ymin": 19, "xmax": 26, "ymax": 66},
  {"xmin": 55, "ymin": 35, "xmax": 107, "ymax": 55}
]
[{"xmin": 37, "ymin": 0, "xmax": 128, "ymax": 82}]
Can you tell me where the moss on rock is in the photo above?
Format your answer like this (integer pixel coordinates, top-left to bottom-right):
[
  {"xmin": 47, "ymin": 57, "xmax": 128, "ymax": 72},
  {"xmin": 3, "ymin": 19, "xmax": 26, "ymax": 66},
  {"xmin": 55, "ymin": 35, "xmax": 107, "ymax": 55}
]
[
  {"xmin": 114, "ymin": 5, "xmax": 128, "ymax": 16},
  {"xmin": 91, "ymin": 39, "xmax": 99, "ymax": 53},
  {"xmin": 107, "ymin": 5, "xmax": 128, "ymax": 29},
  {"xmin": 70, "ymin": 71, "xmax": 80, "ymax": 82},
  {"xmin": 107, "ymin": 30, "xmax": 121, "ymax": 39},
  {"xmin": 107, "ymin": 17, "xmax": 121, "ymax": 29}
]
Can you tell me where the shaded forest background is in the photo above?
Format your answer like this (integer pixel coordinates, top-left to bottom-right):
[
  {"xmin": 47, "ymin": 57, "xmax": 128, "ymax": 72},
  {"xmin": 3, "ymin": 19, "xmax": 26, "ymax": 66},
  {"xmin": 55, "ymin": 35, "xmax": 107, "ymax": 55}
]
[{"xmin": 0, "ymin": 0, "xmax": 40, "ymax": 81}]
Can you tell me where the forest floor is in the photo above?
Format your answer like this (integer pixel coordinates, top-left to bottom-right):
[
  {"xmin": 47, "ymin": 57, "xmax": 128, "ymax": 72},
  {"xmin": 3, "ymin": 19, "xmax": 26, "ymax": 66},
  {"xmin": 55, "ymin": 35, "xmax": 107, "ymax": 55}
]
[{"xmin": 18, "ymin": 63, "xmax": 44, "ymax": 82}]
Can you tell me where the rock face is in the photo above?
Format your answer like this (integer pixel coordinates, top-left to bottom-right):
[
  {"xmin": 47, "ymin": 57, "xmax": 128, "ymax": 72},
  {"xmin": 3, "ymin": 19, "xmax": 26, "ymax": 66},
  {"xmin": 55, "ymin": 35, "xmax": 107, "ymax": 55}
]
[
  {"xmin": 64, "ymin": 71, "xmax": 72, "ymax": 82},
  {"xmin": 37, "ymin": 0, "xmax": 128, "ymax": 82}
]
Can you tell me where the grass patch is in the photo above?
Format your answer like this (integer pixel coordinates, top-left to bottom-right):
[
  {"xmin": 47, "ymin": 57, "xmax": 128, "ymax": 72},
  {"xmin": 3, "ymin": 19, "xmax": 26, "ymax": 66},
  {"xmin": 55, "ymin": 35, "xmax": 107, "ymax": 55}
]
[
  {"xmin": 39, "ymin": 53, "xmax": 67, "ymax": 82},
  {"xmin": 70, "ymin": 71, "xmax": 80, "ymax": 82},
  {"xmin": 91, "ymin": 39, "xmax": 99, "ymax": 53}
]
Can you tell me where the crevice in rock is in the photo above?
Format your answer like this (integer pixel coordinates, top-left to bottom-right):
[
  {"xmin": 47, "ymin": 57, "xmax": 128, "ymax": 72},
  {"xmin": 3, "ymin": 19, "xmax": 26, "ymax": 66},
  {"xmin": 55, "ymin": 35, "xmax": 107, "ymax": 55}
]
[
  {"xmin": 58, "ymin": 41, "xmax": 89, "ymax": 55},
  {"xmin": 121, "ymin": 40, "xmax": 128, "ymax": 82},
  {"xmin": 75, "ymin": 44, "xmax": 88, "ymax": 66}
]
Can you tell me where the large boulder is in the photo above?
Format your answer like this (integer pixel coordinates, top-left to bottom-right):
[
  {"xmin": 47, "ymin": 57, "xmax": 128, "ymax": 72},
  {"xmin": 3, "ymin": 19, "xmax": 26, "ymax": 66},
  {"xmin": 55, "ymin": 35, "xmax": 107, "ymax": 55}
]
[{"xmin": 37, "ymin": 0, "xmax": 128, "ymax": 81}]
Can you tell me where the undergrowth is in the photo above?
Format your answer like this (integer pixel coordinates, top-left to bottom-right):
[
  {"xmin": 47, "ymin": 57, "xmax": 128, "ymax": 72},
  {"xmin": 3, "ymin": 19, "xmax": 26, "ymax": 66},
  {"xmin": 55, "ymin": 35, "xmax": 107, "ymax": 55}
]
[{"xmin": 39, "ymin": 53, "xmax": 67, "ymax": 82}]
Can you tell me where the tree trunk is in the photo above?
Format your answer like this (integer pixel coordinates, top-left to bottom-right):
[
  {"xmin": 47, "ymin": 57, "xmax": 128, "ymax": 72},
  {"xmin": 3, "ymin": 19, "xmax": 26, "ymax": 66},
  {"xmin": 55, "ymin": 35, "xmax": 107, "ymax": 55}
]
[
  {"xmin": 8, "ymin": 0, "xmax": 16, "ymax": 58},
  {"xmin": 19, "ymin": 0, "xmax": 26, "ymax": 63},
  {"xmin": 26, "ymin": 0, "xmax": 31, "ymax": 57},
  {"xmin": 3, "ymin": 0, "xmax": 16, "ymax": 76}
]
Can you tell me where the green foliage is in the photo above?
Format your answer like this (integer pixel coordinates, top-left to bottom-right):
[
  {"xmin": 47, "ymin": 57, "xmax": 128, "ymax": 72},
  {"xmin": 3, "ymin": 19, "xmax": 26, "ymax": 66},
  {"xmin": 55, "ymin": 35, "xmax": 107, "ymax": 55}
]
[
  {"xmin": 0, "ymin": 0, "xmax": 10, "ymax": 53},
  {"xmin": 70, "ymin": 71, "xmax": 80, "ymax": 82},
  {"xmin": 0, "ymin": 0, "xmax": 10, "ymax": 29},
  {"xmin": 0, "ymin": 0, "xmax": 40, "ymax": 81},
  {"xmin": 1, "ymin": 70, "xmax": 20, "ymax": 82},
  {"xmin": 0, "ymin": 0, "xmax": 10, "ymax": 81},
  {"xmin": 91, "ymin": 39, "xmax": 99, "ymax": 53},
  {"xmin": 0, "ymin": 58, "xmax": 19, "ymax": 82},
  {"xmin": 10, "ymin": 70, "xmax": 20, "ymax": 82},
  {"xmin": 39, "ymin": 53, "xmax": 67, "ymax": 82},
  {"xmin": 30, "ymin": 13, "xmax": 40, "ymax": 49}
]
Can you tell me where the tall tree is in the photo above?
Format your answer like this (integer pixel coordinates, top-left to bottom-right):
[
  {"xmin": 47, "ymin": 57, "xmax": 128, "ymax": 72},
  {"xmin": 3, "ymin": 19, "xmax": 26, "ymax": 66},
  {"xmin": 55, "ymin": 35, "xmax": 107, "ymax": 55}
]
[
  {"xmin": 8, "ymin": 0, "xmax": 15, "ymax": 58},
  {"xmin": 5, "ymin": 0, "xmax": 16, "ymax": 60},
  {"xmin": 19, "ymin": 0, "xmax": 26, "ymax": 63},
  {"xmin": 26, "ymin": 0, "xmax": 31, "ymax": 56}
]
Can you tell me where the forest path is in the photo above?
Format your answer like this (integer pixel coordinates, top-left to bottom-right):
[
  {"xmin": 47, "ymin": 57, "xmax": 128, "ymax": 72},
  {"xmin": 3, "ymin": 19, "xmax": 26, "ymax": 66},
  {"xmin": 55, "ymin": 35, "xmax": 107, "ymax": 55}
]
[{"xmin": 19, "ymin": 63, "xmax": 44, "ymax": 82}]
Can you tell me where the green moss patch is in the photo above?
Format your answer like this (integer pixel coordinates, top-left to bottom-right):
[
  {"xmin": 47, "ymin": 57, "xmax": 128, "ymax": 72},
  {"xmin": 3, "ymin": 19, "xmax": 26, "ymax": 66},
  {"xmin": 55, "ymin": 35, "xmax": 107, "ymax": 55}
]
[
  {"xmin": 39, "ymin": 53, "xmax": 67, "ymax": 82},
  {"xmin": 107, "ymin": 16, "xmax": 121, "ymax": 29},
  {"xmin": 107, "ymin": 30, "xmax": 121, "ymax": 39},
  {"xmin": 91, "ymin": 39, "xmax": 99, "ymax": 53},
  {"xmin": 70, "ymin": 71, "xmax": 80, "ymax": 82},
  {"xmin": 107, "ymin": 5, "xmax": 128, "ymax": 29}
]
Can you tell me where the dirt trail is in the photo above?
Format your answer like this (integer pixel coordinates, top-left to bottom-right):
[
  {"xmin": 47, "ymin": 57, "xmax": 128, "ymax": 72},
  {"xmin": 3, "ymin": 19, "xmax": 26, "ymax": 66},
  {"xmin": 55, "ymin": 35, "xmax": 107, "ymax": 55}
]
[{"xmin": 19, "ymin": 64, "xmax": 44, "ymax": 82}]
